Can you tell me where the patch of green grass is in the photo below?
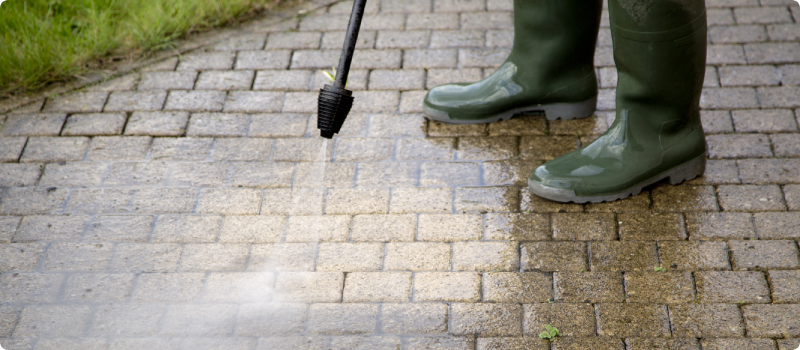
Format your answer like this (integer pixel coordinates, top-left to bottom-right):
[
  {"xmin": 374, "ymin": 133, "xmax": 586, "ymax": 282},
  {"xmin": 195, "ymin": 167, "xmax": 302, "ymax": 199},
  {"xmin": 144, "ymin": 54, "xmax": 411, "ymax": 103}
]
[
  {"xmin": 538, "ymin": 324, "xmax": 561, "ymax": 341},
  {"xmin": 654, "ymin": 266, "xmax": 667, "ymax": 272},
  {"xmin": 0, "ymin": 0, "xmax": 283, "ymax": 96}
]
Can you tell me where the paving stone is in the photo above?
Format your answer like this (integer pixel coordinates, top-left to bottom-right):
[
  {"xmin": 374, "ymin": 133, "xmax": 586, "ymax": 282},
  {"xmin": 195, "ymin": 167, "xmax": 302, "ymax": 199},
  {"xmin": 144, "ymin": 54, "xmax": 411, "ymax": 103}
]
[
  {"xmin": 418, "ymin": 214, "xmax": 481, "ymax": 241},
  {"xmin": 384, "ymin": 242, "xmax": 450, "ymax": 271},
  {"xmin": 213, "ymin": 33, "xmax": 265, "ymax": 50},
  {"xmin": 349, "ymin": 215, "xmax": 414, "ymax": 242},
  {"xmin": 307, "ymin": 304, "xmax": 378, "ymax": 335},
  {"xmin": 0, "ymin": 187, "xmax": 69, "ymax": 215},
  {"xmin": 256, "ymin": 336, "xmax": 329, "ymax": 350},
  {"xmin": 729, "ymin": 239, "xmax": 799, "ymax": 270},
  {"xmin": 160, "ymin": 304, "xmax": 237, "ymax": 336},
  {"xmin": 248, "ymin": 114, "xmax": 308, "ymax": 137},
  {"xmin": 20, "ymin": 136, "xmax": 88, "ymax": 162},
  {"xmin": 321, "ymin": 30, "xmax": 376, "ymax": 49},
  {"xmin": 235, "ymin": 50, "xmax": 292, "ymax": 70},
  {"xmin": 743, "ymin": 304, "xmax": 800, "ymax": 337},
  {"xmin": 43, "ymin": 92, "xmax": 108, "ymax": 113},
  {"xmin": 138, "ymin": 71, "xmax": 197, "ymax": 90},
  {"xmin": 150, "ymin": 137, "xmax": 213, "ymax": 160},
  {"xmin": 451, "ymin": 303, "xmax": 522, "ymax": 337},
  {"xmin": 428, "ymin": 124, "xmax": 487, "ymax": 138},
  {"xmin": 399, "ymin": 90, "xmax": 427, "ymax": 112},
  {"xmin": 170, "ymin": 162, "xmax": 231, "ymax": 187},
  {"xmin": 62, "ymin": 273, "xmax": 135, "ymax": 303},
  {"xmin": 404, "ymin": 337, "xmax": 474, "ymax": 350},
  {"xmin": 718, "ymin": 185, "xmax": 787, "ymax": 211},
  {"xmin": 695, "ymin": 271, "xmax": 771, "ymax": 303},
  {"xmin": 334, "ymin": 137, "xmax": 392, "ymax": 161},
  {"xmin": 0, "ymin": 137, "xmax": 26, "ymax": 162},
  {"xmin": 483, "ymin": 272, "xmax": 551, "ymax": 303},
  {"xmin": 453, "ymin": 241, "xmax": 518, "ymax": 271},
  {"xmin": 414, "ymin": 272, "xmax": 481, "ymax": 302},
  {"xmin": 177, "ymin": 51, "xmax": 236, "ymax": 70},
  {"xmin": 195, "ymin": 70, "xmax": 255, "ymax": 90},
  {"xmin": 284, "ymin": 215, "xmax": 350, "ymax": 242},
  {"xmin": 214, "ymin": 139, "xmax": 273, "ymax": 162},
  {"xmin": 550, "ymin": 213, "xmax": 614, "ymax": 241},
  {"xmin": 755, "ymin": 212, "xmax": 800, "ymax": 239},
  {"xmin": 520, "ymin": 242, "xmax": 587, "ymax": 272},
  {"xmin": 735, "ymin": 6, "xmax": 793, "ymax": 24},
  {"xmin": 624, "ymin": 271, "xmax": 695, "ymax": 303},
  {"xmin": 700, "ymin": 110, "xmax": 734, "ymax": 133},
  {"xmin": 553, "ymin": 272, "xmax": 623, "ymax": 303},
  {"xmin": 369, "ymin": 69, "xmax": 425, "ymax": 90},
  {"xmin": 550, "ymin": 337, "xmax": 624, "ymax": 350},
  {"xmin": 701, "ymin": 87, "xmax": 759, "ymax": 109},
  {"xmin": 0, "ymin": 163, "xmax": 42, "ymax": 187},
  {"xmin": 104, "ymin": 91, "xmax": 167, "ymax": 112},
  {"xmin": 617, "ymin": 212, "xmax": 686, "ymax": 240},
  {"xmin": 595, "ymin": 304, "xmax": 670, "ymax": 337},
  {"xmin": 87, "ymin": 73, "xmax": 138, "ymax": 91},
  {"xmin": 707, "ymin": 133, "xmax": 772, "ymax": 158},
  {"xmin": 484, "ymin": 213, "xmax": 549, "ymax": 241},
  {"xmin": 520, "ymin": 136, "xmax": 578, "ymax": 160},
  {"xmin": 769, "ymin": 270, "xmax": 800, "ymax": 303},
  {"xmin": 197, "ymin": 188, "xmax": 264, "ymax": 215},
  {"xmin": 164, "ymin": 90, "xmax": 226, "ymax": 111},
  {"xmin": 404, "ymin": 49, "xmax": 458, "ymax": 68},
  {"xmin": 248, "ymin": 243, "xmax": 315, "ymax": 272},
  {"xmin": 707, "ymin": 44, "xmax": 747, "ymax": 65},
  {"xmin": 236, "ymin": 303, "xmax": 307, "ymax": 336},
  {"xmin": 13, "ymin": 305, "xmax": 92, "ymax": 337},
  {"xmin": 746, "ymin": 43, "xmax": 800, "ymax": 66},
  {"xmin": 41, "ymin": 242, "xmax": 113, "ymax": 271},
  {"xmin": 772, "ymin": 133, "xmax": 800, "ymax": 157},
  {"xmin": 455, "ymin": 186, "xmax": 519, "ymax": 213},
  {"xmin": 710, "ymin": 25, "xmax": 768, "ymax": 44},
  {"xmin": 396, "ymin": 137, "xmax": 456, "ymax": 160},
  {"xmin": 476, "ymin": 337, "xmax": 549, "ymax": 350},
  {"xmin": 178, "ymin": 243, "xmax": 249, "ymax": 271},
  {"xmin": 701, "ymin": 339, "xmax": 777, "ymax": 350},
  {"xmin": 132, "ymin": 188, "xmax": 196, "ymax": 213},
  {"xmin": 31, "ymin": 338, "xmax": 108, "ymax": 350},
  {"xmin": 272, "ymin": 137, "xmax": 330, "ymax": 162},
  {"xmin": 737, "ymin": 158, "xmax": 800, "ymax": 184},
  {"xmin": 625, "ymin": 338, "xmax": 700, "ymax": 350},
  {"xmin": 779, "ymin": 339, "xmax": 800, "ymax": 350},
  {"xmin": 295, "ymin": 162, "xmax": 355, "ymax": 189},
  {"xmin": 691, "ymin": 159, "xmax": 741, "ymax": 185},
  {"xmin": 380, "ymin": 303, "xmax": 448, "ymax": 335},
  {"xmin": 523, "ymin": 303, "xmax": 595, "ymax": 337},
  {"xmin": 429, "ymin": 30, "xmax": 483, "ymax": 49},
  {"xmin": 0, "ymin": 216, "xmax": 21, "ymax": 243},
  {"xmin": 14, "ymin": 215, "xmax": 86, "ymax": 242},
  {"xmin": 0, "ymin": 243, "xmax": 45, "ymax": 271},
  {"xmin": 433, "ymin": 0, "xmax": 484, "ymax": 12},
  {"xmin": 84, "ymin": 215, "xmax": 153, "ymax": 242},
  {"xmin": 0, "ymin": 273, "xmax": 64, "ymax": 304},
  {"xmin": 65, "ymin": 188, "xmax": 134, "ymax": 214},
  {"xmin": 262, "ymin": 188, "xmax": 324, "ymax": 215},
  {"xmin": 651, "ymin": 184, "xmax": 719, "ymax": 212},
  {"xmin": 86, "ymin": 136, "xmax": 151, "ymax": 161},
  {"xmin": 459, "ymin": 49, "xmax": 510, "ymax": 68},
  {"xmin": 419, "ymin": 161, "xmax": 480, "ymax": 187},
  {"xmin": 201, "ymin": 272, "xmax": 274, "ymax": 303},
  {"xmin": 406, "ymin": 13, "xmax": 459, "ymax": 29},
  {"xmin": 343, "ymin": 272, "xmax": 412, "ymax": 302},
  {"xmin": 108, "ymin": 338, "xmax": 183, "ymax": 350},
  {"xmin": 62, "ymin": 113, "xmax": 126, "ymax": 136},
  {"xmin": 658, "ymin": 241, "xmax": 730, "ymax": 271},
  {"xmin": 253, "ymin": 70, "xmax": 313, "ymax": 91},
  {"xmin": 152, "ymin": 215, "xmax": 221, "ymax": 243},
  {"xmin": 124, "ymin": 111, "xmax": 189, "ymax": 136},
  {"xmin": 316, "ymin": 243, "xmax": 383, "ymax": 272}
]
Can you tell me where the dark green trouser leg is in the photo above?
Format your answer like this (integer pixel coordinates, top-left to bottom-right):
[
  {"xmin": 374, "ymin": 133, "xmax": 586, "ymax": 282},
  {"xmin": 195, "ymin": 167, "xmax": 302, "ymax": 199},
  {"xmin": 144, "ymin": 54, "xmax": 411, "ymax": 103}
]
[
  {"xmin": 528, "ymin": 0, "xmax": 708, "ymax": 203},
  {"xmin": 423, "ymin": 0, "xmax": 602, "ymax": 124}
]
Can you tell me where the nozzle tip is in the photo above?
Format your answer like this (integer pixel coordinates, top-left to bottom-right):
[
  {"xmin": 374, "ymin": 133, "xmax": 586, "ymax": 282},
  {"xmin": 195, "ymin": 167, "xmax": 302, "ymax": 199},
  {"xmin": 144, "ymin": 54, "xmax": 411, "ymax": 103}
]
[{"xmin": 320, "ymin": 130, "xmax": 334, "ymax": 139}]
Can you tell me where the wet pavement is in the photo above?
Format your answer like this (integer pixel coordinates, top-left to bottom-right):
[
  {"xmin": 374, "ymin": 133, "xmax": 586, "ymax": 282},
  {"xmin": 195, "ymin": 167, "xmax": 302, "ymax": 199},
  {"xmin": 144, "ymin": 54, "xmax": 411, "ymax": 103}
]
[{"xmin": 1, "ymin": 0, "xmax": 800, "ymax": 349}]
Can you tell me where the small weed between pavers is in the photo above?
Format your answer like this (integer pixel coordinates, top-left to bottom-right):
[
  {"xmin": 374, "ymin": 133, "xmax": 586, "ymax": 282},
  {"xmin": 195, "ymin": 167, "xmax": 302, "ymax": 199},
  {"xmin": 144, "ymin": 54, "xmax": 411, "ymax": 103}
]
[
  {"xmin": 546, "ymin": 298, "xmax": 554, "ymax": 303},
  {"xmin": 654, "ymin": 266, "xmax": 666, "ymax": 272},
  {"xmin": 538, "ymin": 324, "xmax": 561, "ymax": 341}
]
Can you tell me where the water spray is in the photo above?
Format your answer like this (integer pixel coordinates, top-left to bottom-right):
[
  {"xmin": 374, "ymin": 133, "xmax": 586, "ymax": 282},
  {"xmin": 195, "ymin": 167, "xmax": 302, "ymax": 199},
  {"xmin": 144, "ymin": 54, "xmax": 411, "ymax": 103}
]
[{"xmin": 317, "ymin": 0, "xmax": 368, "ymax": 139}]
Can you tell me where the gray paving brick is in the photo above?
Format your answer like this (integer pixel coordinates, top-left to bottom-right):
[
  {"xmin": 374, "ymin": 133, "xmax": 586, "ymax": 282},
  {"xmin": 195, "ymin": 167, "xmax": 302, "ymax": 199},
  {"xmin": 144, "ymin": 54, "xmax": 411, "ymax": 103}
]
[
  {"xmin": 150, "ymin": 137, "xmax": 213, "ymax": 160},
  {"xmin": 459, "ymin": 49, "xmax": 510, "ymax": 68},
  {"xmin": 369, "ymin": 69, "xmax": 425, "ymax": 90},
  {"xmin": 14, "ymin": 215, "xmax": 86, "ymax": 242},
  {"xmin": 735, "ymin": 6, "xmax": 793, "ymax": 24},
  {"xmin": 284, "ymin": 215, "xmax": 350, "ymax": 242},
  {"xmin": 198, "ymin": 188, "xmax": 262, "ymax": 214},
  {"xmin": 39, "ymin": 162, "xmax": 104, "ymax": 187},
  {"xmin": 343, "ymin": 272, "xmax": 412, "ymax": 302},
  {"xmin": 43, "ymin": 92, "xmax": 108, "ymax": 113},
  {"xmin": 170, "ymin": 162, "xmax": 230, "ymax": 187},
  {"xmin": 224, "ymin": 91, "xmax": 284, "ymax": 112},
  {"xmin": 434, "ymin": 0, "xmax": 484, "ymax": 12},
  {"xmin": 770, "ymin": 270, "xmax": 800, "ymax": 303},
  {"xmin": 253, "ymin": 70, "xmax": 312, "ymax": 91},
  {"xmin": 195, "ymin": 70, "xmax": 255, "ymax": 90},
  {"xmin": 707, "ymin": 134, "xmax": 772, "ymax": 158},
  {"xmin": 0, "ymin": 137, "xmax": 26, "ymax": 162},
  {"xmin": 702, "ymin": 339, "xmax": 777, "ymax": 350},
  {"xmin": 707, "ymin": 44, "xmax": 747, "ymax": 65},
  {"xmin": 62, "ymin": 273, "xmax": 135, "ymax": 303},
  {"xmin": 521, "ymin": 242, "xmax": 588, "ymax": 272},
  {"xmin": 755, "ymin": 212, "xmax": 800, "ymax": 239},
  {"xmin": 745, "ymin": 43, "xmax": 800, "ymax": 64},
  {"xmin": 84, "ymin": 215, "xmax": 153, "ymax": 242},
  {"xmin": 89, "ymin": 303, "xmax": 165, "ymax": 337},
  {"xmin": 321, "ymin": 31, "xmax": 376, "ymax": 49},
  {"xmin": 86, "ymin": 136, "xmax": 151, "ymax": 161},
  {"xmin": 141, "ymin": 57, "xmax": 178, "ymax": 71},
  {"xmin": 13, "ymin": 305, "xmax": 92, "ymax": 337},
  {"xmin": 0, "ymin": 114, "xmax": 66, "ymax": 137},
  {"xmin": 381, "ymin": 303, "xmax": 447, "ymax": 334},
  {"xmin": 164, "ymin": 90, "xmax": 226, "ymax": 111},
  {"xmin": 595, "ymin": 304, "xmax": 670, "ymax": 337},
  {"xmin": 769, "ymin": 24, "xmax": 800, "ymax": 42},
  {"xmin": 451, "ymin": 303, "xmax": 522, "ymax": 337},
  {"xmin": 403, "ymin": 49, "xmax": 458, "ymax": 68},
  {"xmin": 483, "ymin": 272, "xmax": 551, "ymax": 303},
  {"xmin": 235, "ymin": 50, "xmax": 292, "ymax": 70},
  {"xmin": 236, "ymin": 303, "xmax": 307, "ymax": 336},
  {"xmin": 161, "ymin": 304, "xmax": 237, "ymax": 336},
  {"xmin": 453, "ymin": 241, "xmax": 518, "ymax": 271},
  {"xmin": 0, "ymin": 163, "xmax": 41, "ymax": 187},
  {"xmin": 743, "ymin": 304, "xmax": 800, "ymax": 337},
  {"xmin": 87, "ymin": 73, "xmax": 138, "ymax": 91},
  {"xmin": 785, "ymin": 185, "xmax": 800, "ymax": 210},
  {"xmin": 718, "ymin": 184, "xmax": 787, "ymax": 211},
  {"xmin": 267, "ymin": 32, "xmax": 321, "ymax": 49},
  {"xmin": 273, "ymin": 272, "xmax": 344, "ymax": 302},
  {"xmin": 104, "ymin": 91, "xmax": 167, "ymax": 112},
  {"xmin": 455, "ymin": 186, "xmax": 519, "ymax": 212},
  {"xmin": 738, "ymin": 158, "xmax": 800, "ymax": 184},
  {"xmin": 0, "ymin": 243, "xmax": 45, "ymax": 271},
  {"xmin": 461, "ymin": 12, "xmax": 513, "ymax": 29},
  {"xmin": 376, "ymin": 30, "xmax": 430, "ymax": 49},
  {"xmin": 248, "ymin": 243, "xmax": 316, "ymax": 271},
  {"xmin": 41, "ymin": 242, "xmax": 113, "ymax": 272},
  {"xmin": 0, "ymin": 216, "xmax": 21, "ymax": 243},
  {"xmin": 414, "ymin": 272, "xmax": 480, "ymax": 302},
  {"xmin": 426, "ymin": 68, "xmax": 482, "ymax": 89},
  {"xmin": 399, "ymin": 90, "xmax": 427, "ymax": 112},
  {"xmin": 0, "ymin": 187, "xmax": 69, "ymax": 215},
  {"xmin": 138, "ymin": 71, "xmax": 197, "ymax": 90},
  {"xmin": 781, "ymin": 65, "xmax": 800, "ymax": 85},
  {"xmin": 758, "ymin": 86, "xmax": 800, "ymax": 108},
  {"xmin": 730, "ymin": 239, "xmax": 799, "ymax": 270},
  {"xmin": 178, "ymin": 243, "xmax": 249, "ymax": 271},
  {"xmin": 686, "ymin": 212, "xmax": 755, "ymax": 240},
  {"xmin": 700, "ymin": 87, "xmax": 759, "ymax": 109},
  {"xmin": 362, "ymin": 13, "xmax": 406, "ymax": 31},
  {"xmin": 64, "ymin": 188, "xmax": 133, "ymax": 214},
  {"xmin": 110, "ymin": 243, "xmax": 182, "ymax": 272},
  {"xmin": 307, "ymin": 303, "xmax": 378, "ymax": 335},
  {"xmin": 186, "ymin": 113, "xmax": 249, "ymax": 137},
  {"xmin": 124, "ymin": 111, "xmax": 189, "ymax": 136},
  {"xmin": 132, "ymin": 188, "xmax": 197, "ymax": 213},
  {"xmin": 62, "ymin": 113, "xmax": 126, "ymax": 136},
  {"xmin": 381, "ymin": 0, "xmax": 430, "ymax": 13},
  {"xmin": 406, "ymin": 13, "xmax": 459, "ymax": 30},
  {"xmin": 213, "ymin": 33, "xmax": 266, "ymax": 50},
  {"xmin": 772, "ymin": 133, "xmax": 800, "ymax": 156},
  {"xmin": 710, "ymin": 25, "xmax": 768, "ymax": 44},
  {"xmin": 733, "ymin": 109, "xmax": 797, "ymax": 132},
  {"xmin": 177, "ymin": 51, "xmax": 236, "ymax": 70}
]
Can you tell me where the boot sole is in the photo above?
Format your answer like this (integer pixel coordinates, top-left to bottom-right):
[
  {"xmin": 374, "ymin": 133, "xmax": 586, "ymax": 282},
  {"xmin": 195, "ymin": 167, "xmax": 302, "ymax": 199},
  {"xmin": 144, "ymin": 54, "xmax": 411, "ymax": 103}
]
[
  {"xmin": 423, "ymin": 96, "xmax": 597, "ymax": 125},
  {"xmin": 527, "ymin": 152, "xmax": 707, "ymax": 204}
]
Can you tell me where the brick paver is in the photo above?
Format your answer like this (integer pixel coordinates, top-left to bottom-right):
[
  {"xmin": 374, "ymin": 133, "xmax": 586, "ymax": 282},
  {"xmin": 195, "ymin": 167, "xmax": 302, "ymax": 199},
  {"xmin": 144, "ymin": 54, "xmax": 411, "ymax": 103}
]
[{"xmin": 1, "ymin": 0, "xmax": 800, "ymax": 348}]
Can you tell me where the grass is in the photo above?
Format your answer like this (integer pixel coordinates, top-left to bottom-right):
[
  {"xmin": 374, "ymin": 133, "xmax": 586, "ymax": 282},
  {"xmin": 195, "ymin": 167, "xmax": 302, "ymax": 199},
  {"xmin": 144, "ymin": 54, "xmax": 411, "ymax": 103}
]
[{"xmin": 0, "ymin": 0, "xmax": 284, "ymax": 96}]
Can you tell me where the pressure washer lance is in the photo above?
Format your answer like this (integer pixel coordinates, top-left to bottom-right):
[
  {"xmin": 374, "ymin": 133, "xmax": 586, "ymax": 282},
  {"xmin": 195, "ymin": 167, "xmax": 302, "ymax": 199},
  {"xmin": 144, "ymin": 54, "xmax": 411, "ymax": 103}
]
[{"xmin": 317, "ymin": 0, "xmax": 368, "ymax": 139}]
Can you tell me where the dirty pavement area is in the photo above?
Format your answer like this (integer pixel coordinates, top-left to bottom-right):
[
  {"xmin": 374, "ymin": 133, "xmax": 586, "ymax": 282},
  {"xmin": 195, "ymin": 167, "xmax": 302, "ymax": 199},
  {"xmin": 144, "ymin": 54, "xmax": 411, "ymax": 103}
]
[{"xmin": 1, "ymin": 0, "xmax": 800, "ymax": 349}]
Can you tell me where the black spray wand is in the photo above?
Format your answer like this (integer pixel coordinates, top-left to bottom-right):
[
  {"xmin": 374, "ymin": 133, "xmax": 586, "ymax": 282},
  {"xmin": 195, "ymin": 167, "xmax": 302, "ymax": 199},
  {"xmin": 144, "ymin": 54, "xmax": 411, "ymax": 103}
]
[{"xmin": 317, "ymin": 0, "xmax": 368, "ymax": 139}]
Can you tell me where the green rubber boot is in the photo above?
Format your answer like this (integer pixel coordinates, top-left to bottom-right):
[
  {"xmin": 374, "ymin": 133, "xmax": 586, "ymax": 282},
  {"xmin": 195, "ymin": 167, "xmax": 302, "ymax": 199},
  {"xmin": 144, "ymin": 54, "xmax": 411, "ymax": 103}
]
[
  {"xmin": 423, "ymin": 0, "xmax": 602, "ymax": 124},
  {"xmin": 528, "ymin": 0, "xmax": 708, "ymax": 203}
]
